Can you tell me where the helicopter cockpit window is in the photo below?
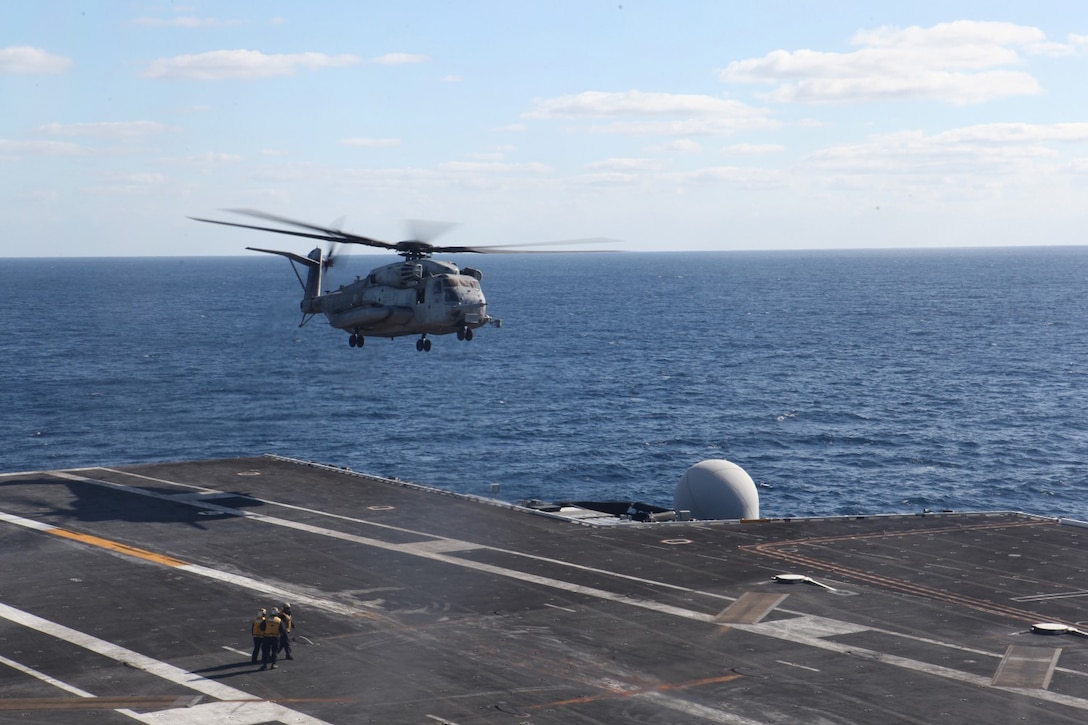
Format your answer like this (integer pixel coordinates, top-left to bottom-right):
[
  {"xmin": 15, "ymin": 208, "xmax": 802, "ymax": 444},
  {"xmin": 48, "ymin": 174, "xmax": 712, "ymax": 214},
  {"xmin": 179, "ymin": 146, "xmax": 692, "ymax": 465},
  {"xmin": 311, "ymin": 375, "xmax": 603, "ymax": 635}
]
[{"xmin": 437, "ymin": 276, "xmax": 476, "ymax": 301}]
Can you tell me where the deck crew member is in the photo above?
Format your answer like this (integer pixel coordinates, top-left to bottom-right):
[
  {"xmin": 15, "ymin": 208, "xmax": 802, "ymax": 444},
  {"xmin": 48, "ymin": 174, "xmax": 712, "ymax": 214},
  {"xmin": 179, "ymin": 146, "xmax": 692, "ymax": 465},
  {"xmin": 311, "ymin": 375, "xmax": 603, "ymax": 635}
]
[
  {"xmin": 278, "ymin": 603, "xmax": 294, "ymax": 660},
  {"xmin": 250, "ymin": 609, "xmax": 266, "ymax": 664},
  {"xmin": 260, "ymin": 608, "xmax": 284, "ymax": 670}
]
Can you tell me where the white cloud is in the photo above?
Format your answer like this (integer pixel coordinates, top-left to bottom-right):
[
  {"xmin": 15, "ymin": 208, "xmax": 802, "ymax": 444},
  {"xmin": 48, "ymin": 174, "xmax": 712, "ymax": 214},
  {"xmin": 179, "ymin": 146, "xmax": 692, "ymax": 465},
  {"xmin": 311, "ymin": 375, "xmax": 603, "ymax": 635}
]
[
  {"xmin": 722, "ymin": 143, "xmax": 786, "ymax": 155},
  {"xmin": 584, "ymin": 158, "xmax": 662, "ymax": 171},
  {"xmin": 525, "ymin": 90, "xmax": 777, "ymax": 137},
  {"xmin": 105, "ymin": 172, "xmax": 167, "ymax": 184},
  {"xmin": 665, "ymin": 166, "xmax": 787, "ymax": 187},
  {"xmin": 372, "ymin": 53, "xmax": 429, "ymax": 65},
  {"xmin": 129, "ymin": 16, "xmax": 243, "ymax": 28},
  {"xmin": 719, "ymin": 21, "xmax": 1061, "ymax": 104},
  {"xmin": 142, "ymin": 50, "xmax": 361, "ymax": 80},
  {"xmin": 158, "ymin": 152, "xmax": 243, "ymax": 165},
  {"xmin": 648, "ymin": 139, "xmax": 703, "ymax": 154},
  {"xmin": 800, "ymin": 123, "xmax": 1088, "ymax": 176},
  {"xmin": 37, "ymin": 121, "xmax": 173, "ymax": 138},
  {"xmin": 0, "ymin": 46, "xmax": 71, "ymax": 74},
  {"xmin": 931, "ymin": 122, "xmax": 1088, "ymax": 143},
  {"xmin": 583, "ymin": 117, "xmax": 779, "ymax": 137},
  {"xmin": 438, "ymin": 161, "xmax": 551, "ymax": 173},
  {"xmin": 341, "ymin": 137, "xmax": 402, "ymax": 148},
  {"xmin": 442, "ymin": 75, "xmax": 462, "ymax": 83},
  {"xmin": 0, "ymin": 139, "xmax": 88, "ymax": 156},
  {"xmin": 461, "ymin": 145, "xmax": 516, "ymax": 162},
  {"xmin": 526, "ymin": 90, "xmax": 760, "ymax": 118}
]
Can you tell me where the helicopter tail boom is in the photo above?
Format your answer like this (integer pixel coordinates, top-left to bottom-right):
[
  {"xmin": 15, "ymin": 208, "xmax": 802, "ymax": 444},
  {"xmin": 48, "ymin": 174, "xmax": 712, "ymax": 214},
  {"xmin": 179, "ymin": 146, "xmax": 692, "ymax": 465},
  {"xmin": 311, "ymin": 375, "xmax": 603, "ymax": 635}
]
[{"xmin": 247, "ymin": 246, "xmax": 324, "ymax": 314}]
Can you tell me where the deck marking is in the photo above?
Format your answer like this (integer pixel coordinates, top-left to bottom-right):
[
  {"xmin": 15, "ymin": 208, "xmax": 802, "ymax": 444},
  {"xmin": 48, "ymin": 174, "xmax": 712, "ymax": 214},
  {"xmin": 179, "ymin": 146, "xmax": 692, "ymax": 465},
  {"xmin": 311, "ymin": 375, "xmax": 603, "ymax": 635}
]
[
  {"xmin": 0, "ymin": 509, "xmax": 188, "ymax": 567},
  {"xmin": 992, "ymin": 645, "xmax": 1062, "ymax": 689},
  {"xmin": 776, "ymin": 659, "xmax": 820, "ymax": 672},
  {"xmin": 0, "ymin": 509, "xmax": 53, "ymax": 531},
  {"xmin": 534, "ymin": 673, "xmax": 759, "ymax": 724},
  {"xmin": 38, "ymin": 473, "xmax": 1088, "ymax": 681},
  {"xmin": 543, "ymin": 602, "xmax": 577, "ymax": 613},
  {"xmin": 21, "ymin": 471, "xmax": 1088, "ymax": 714},
  {"xmin": 0, "ymin": 506, "xmax": 381, "ymax": 621},
  {"xmin": 744, "ymin": 520, "xmax": 1071, "ymax": 625},
  {"xmin": 0, "ymin": 653, "xmax": 97, "ymax": 697},
  {"xmin": 1012, "ymin": 590, "xmax": 1088, "ymax": 602},
  {"xmin": 48, "ymin": 528, "xmax": 189, "ymax": 567},
  {"xmin": 0, "ymin": 601, "xmax": 332, "ymax": 725},
  {"xmin": 736, "ymin": 618, "xmax": 1088, "ymax": 713},
  {"xmin": 87, "ymin": 469, "xmax": 737, "ymax": 602},
  {"xmin": 46, "ymin": 473, "xmax": 724, "ymax": 622},
  {"xmin": 714, "ymin": 592, "xmax": 788, "ymax": 624},
  {"xmin": 640, "ymin": 690, "xmax": 767, "ymax": 724}
]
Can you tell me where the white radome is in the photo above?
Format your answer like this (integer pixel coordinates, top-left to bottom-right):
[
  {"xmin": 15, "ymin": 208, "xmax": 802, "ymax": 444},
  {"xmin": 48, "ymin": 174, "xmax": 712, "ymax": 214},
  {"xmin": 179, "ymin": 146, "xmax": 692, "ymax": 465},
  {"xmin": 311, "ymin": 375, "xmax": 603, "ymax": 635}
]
[{"xmin": 674, "ymin": 459, "xmax": 759, "ymax": 520}]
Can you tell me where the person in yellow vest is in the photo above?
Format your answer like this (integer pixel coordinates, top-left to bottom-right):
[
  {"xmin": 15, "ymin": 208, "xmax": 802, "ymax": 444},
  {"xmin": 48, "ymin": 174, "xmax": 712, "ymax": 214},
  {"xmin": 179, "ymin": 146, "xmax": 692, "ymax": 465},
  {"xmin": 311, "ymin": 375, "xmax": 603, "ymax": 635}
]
[
  {"xmin": 278, "ymin": 602, "xmax": 294, "ymax": 660},
  {"xmin": 259, "ymin": 608, "xmax": 284, "ymax": 670},
  {"xmin": 250, "ymin": 609, "xmax": 266, "ymax": 664}
]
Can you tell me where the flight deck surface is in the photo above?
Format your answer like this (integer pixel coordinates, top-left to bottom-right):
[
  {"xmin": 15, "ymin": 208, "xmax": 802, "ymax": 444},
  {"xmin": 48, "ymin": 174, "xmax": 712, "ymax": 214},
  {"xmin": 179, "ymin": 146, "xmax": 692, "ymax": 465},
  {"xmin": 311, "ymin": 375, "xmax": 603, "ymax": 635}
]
[{"xmin": 0, "ymin": 455, "xmax": 1086, "ymax": 723}]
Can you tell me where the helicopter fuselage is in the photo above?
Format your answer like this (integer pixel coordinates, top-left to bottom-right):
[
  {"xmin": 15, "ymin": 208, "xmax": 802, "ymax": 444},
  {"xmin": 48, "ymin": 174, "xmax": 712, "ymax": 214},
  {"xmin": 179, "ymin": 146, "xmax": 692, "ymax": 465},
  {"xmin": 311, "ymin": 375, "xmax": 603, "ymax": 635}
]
[{"xmin": 310, "ymin": 258, "xmax": 492, "ymax": 347}]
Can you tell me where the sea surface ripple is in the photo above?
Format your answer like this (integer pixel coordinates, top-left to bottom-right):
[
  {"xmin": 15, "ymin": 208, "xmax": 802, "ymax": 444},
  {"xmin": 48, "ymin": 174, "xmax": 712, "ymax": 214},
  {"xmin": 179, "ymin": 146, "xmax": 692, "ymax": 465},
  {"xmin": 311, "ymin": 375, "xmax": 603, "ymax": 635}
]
[{"xmin": 2, "ymin": 247, "xmax": 1086, "ymax": 520}]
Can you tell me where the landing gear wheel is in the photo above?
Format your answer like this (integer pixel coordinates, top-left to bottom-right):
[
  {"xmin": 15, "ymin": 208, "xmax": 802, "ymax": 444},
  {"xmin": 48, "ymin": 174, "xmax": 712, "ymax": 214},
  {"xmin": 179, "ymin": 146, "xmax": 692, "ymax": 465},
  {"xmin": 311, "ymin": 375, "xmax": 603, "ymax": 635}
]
[
  {"xmin": 416, "ymin": 338, "xmax": 424, "ymax": 352},
  {"xmin": 464, "ymin": 327, "xmax": 473, "ymax": 341},
  {"xmin": 423, "ymin": 338, "xmax": 432, "ymax": 352},
  {"xmin": 348, "ymin": 334, "xmax": 358, "ymax": 347},
  {"xmin": 456, "ymin": 328, "xmax": 465, "ymax": 341}
]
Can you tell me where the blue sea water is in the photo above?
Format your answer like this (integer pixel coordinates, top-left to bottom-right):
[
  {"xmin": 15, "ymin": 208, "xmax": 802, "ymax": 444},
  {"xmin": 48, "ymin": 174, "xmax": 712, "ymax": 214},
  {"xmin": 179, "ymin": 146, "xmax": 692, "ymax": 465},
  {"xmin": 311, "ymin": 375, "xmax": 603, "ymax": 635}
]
[{"xmin": 2, "ymin": 247, "xmax": 1086, "ymax": 520}]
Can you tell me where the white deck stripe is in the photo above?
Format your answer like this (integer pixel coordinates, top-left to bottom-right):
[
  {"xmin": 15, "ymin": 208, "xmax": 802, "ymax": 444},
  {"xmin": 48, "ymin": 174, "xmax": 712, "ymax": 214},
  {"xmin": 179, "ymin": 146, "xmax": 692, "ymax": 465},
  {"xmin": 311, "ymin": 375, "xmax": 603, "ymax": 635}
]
[
  {"xmin": 14, "ymin": 470, "xmax": 1088, "ymax": 716},
  {"xmin": 0, "ymin": 602, "xmax": 332, "ymax": 725},
  {"xmin": 0, "ymin": 653, "xmax": 97, "ymax": 697},
  {"xmin": 92, "ymin": 469, "xmax": 737, "ymax": 601},
  {"xmin": 736, "ymin": 616, "xmax": 1088, "ymax": 713}
]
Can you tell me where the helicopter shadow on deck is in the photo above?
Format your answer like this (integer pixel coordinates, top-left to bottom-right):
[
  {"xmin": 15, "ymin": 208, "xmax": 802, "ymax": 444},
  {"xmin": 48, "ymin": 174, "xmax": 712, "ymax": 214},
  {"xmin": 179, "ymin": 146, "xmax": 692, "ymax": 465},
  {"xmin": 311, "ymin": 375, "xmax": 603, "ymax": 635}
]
[{"xmin": 0, "ymin": 475, "xmax": 265, "ymax": 530}]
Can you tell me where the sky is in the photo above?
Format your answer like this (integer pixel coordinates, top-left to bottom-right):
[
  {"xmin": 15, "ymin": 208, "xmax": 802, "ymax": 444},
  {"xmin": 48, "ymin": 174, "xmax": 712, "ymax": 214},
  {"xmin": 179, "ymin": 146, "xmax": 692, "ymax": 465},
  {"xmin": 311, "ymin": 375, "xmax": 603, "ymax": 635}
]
[{"xmin": 1, "ymin": 1, "xmax": 1087, "ymax": 256}]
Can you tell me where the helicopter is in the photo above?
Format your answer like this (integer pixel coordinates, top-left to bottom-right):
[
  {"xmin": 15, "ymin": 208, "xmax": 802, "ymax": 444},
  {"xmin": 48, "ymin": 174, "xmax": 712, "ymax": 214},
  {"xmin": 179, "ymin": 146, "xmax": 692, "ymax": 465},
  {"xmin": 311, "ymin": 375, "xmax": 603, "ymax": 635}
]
[{"xmin": 190, "ymin": 209, "xmax": 614, "ymax": 351}]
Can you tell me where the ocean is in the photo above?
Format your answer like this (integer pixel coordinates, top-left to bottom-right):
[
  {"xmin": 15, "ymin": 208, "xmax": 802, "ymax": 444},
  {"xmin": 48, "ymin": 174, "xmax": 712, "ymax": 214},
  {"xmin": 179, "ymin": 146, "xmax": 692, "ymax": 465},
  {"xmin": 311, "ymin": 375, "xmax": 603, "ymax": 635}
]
[{"xmin": 2, "ymin": 247, "xmax": 1086, "ymax": 520}]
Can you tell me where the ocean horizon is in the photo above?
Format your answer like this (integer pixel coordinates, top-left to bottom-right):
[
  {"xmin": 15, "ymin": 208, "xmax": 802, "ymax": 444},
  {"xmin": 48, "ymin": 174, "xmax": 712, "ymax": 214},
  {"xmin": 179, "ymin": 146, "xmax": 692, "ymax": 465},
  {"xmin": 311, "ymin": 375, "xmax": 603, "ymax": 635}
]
[{"xmin": 3, "ymin": 246, "xmax": 1086, "ymax": 521}]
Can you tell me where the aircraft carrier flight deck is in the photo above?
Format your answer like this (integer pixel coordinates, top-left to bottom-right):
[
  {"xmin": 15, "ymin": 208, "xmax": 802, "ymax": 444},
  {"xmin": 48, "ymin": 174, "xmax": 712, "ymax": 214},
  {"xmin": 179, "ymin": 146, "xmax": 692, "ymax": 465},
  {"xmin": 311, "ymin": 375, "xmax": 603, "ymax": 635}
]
[{"xmin": 0, "ymin": 455, "xmax": 1086, "ymax": 723}]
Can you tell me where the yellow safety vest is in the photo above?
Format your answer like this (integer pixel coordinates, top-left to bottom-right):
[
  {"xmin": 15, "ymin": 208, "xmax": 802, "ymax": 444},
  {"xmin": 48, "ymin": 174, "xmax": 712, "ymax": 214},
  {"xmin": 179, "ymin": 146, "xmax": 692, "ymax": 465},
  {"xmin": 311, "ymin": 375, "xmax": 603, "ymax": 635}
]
[
  {"xmin": 262, "ymin": 616, "xmax": 283, "ymax": 637},
  {"xmin": 251, "ymin": 617, "xmax": 265, "ymax": 637}
]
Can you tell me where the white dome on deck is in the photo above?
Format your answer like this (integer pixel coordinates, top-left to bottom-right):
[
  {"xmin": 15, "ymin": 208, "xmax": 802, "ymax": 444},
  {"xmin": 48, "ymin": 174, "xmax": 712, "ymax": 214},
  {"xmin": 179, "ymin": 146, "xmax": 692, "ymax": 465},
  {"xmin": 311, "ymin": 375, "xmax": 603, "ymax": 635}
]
[{"xmin": 674, "ymin": 459, "xmax": 759, "ymax": 520}]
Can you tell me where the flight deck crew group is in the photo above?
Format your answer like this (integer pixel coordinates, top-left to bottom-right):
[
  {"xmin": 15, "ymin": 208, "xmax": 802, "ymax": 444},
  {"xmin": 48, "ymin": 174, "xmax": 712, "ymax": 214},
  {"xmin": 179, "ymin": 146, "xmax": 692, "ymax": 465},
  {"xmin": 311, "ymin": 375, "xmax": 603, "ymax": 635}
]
[{"xmin": 250, "ymin": 603, "xmax": 294, "ymax": 670}]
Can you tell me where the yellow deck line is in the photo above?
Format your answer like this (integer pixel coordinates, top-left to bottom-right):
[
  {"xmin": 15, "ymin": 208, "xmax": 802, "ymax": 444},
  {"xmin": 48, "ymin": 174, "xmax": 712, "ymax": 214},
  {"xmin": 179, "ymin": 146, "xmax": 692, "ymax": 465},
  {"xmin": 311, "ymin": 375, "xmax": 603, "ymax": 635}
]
[{"xmin": 47, "ymin": 528, "xmax": 188, "ymax": 567}]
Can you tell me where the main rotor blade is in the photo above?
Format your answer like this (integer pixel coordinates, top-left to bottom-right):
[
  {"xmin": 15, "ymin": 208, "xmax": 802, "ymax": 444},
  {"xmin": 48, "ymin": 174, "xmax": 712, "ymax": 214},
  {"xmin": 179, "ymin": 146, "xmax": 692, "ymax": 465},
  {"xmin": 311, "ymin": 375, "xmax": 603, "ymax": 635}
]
[
  {"xmin": 225, "ymin": 208, "xmax": 346, "ymax": 236},
  {"xmin": 193, "ymin": 209, "xmax": 621, "ymax": 256},
  {"xmin": 473, "ymin": 237, "xmax": 622, "ymax": 250},
  {"xmin": 428, "ymin": 237, "xmax": 622, "ymax": 254},
  {"xmin": 189, "ymin": 217, "xmax": 345, "ymax": 244},
  {"xmin": 224, "ymin": 208, "xmax": 396, "ymax": 249},
  {"xmin": 190, "ymin": 212, "xmax": 397, "ymax": 251}
]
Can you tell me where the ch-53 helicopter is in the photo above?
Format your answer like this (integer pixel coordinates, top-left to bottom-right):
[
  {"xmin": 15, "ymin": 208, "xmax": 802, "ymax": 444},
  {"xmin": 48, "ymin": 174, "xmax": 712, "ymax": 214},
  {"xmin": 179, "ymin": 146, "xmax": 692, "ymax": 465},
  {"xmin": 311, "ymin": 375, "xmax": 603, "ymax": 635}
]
[{"xmin": 190, "ymin": 209, "xmax": 614, "ymax": 351}]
